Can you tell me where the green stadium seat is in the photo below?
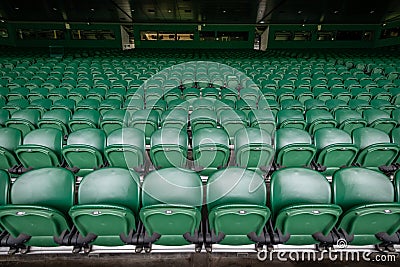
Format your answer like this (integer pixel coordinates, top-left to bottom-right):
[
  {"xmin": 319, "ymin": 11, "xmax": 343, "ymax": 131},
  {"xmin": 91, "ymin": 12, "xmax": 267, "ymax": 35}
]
[
  {"xmin": 352, "ymin": 127, "xmax": 399, "ymax": 169},
  {"xmin": 0, "ymin": 167, "xmax": 74, "ymax": 247},
  {"xmin": 68, "ymin": 110, "xmax": 101, "ymax": 132},
  {"xmin": 123, "ymin": 98, "xmax": 144, "ymax": 112},
  {"xmin": 234, "ymin": 127, "xmax": 274, "ymax": 172},
  {"xmin": 190, "ymin": 110, "xmax": 217, "ymax": 132},
  {"xmin": 15, "ymin": 128, "xmax": 63, "ymax": 169},
  {"xmin": 75, "ymin": 99, "xmax": 100, "ymax": 111},
  {"xmin": 100, "ymin": 109, "xmax": 129, "ymax": 135},
  {"xmin": 248, "ymin": 110, "xmax": 275, "ymax": 134},
  {"xmin": 325, "ymin": 99, "xmax": 349, "ymax": 113},
  {"xmin": 62, "ymin": 128, "xmax": 106, "ymax": 176},
  {"xmin": 363, "ymin": 109, "xmax": 397, "ymax": 134},
  {"xmin": 5, "ymin": 109, "xmax": 40, "ymax": 136},
  {"xmin": 276, "ymin": 110, "xmax": 306, "ymax": 130},
  {"xmin": 146, "ymin": 99, "xmax": 167, "ymax": 116},
  {"xmin": 333, "ymin": 167, "xmax": 400, "ymax": 245},
  {"xmin": 38, "ymin": 109, "xmax": 70, "ymax": 136},
  {"xmin": 275, "ymin": 128, "xmax": 316, "ymax": 167},
  {"xmin": 140, "ymin": 168, "xmax": 203, "ymax": 246},
  {"xmin": 69, "ymin": 168, "xmax": 140, "ymax": 246},
  {"xmin": 270, "ymin": 168, "xmax": 341, "ymax": 245},
  {"xmin": 161, "ymin": 109, "xmax": 188, "ymax": 130},
  {"xmin": 87, "ymin": 87, "xmax": 106, "ymax": 102},
  {"xmin": 51, "ymin": 99, "xmax": 76, "ymax": 115},
  {"xmin": 202, "ymin": 87, "xmax": 220, "ymax": 99},
  {"xmin": 191, "ymin": 98, "xmax": 214, "ymax": 111},
  {"xmin": 257, "ymin": 99, "xmax": 280, "ymax": 116},
  {"xmin": 98, "ymin": 99, "xmax": 122, "ymax": 115},
  {"xmin": 335, "ymin": 109, "xmax": 367, "ymax": 134},
  {"xmin": 314, "ymin": 128, "xmax": 358, "ymax": 176},
  {"xmin": 218, "ymin": 109, "xmax": 248, "ymax": 144},
  {"xmin": 130, "ymin": 109, "xmax": 159, "ymax": 145},
  {"xmin": 221, "ymin": 88, "xmax": 238, "ymax": 102},
  {"xmin": 104, "ymin": 128, "xmax": 145, "ymax": 170},
  {"xmin": 192, "ymin": 128, "xmax": 230, "ymax": 176},
  {"xmin": 183, "ymin": 87, "xmax": 200, "ymax": 101},
  {"xmin": 206, "ymin": 168, "xmax": 270, "ymax": 246},
  {"xmin": 305, "ymin": 109, "xmax": 337, "ymax": 136},
  {"xmin": 280, "ymin": 99, "xmax": 304, "ymax": 113},
  {"xmin": 0, "ymin": 128, "xmax": 21, "ymax": 171},
  {"xmin": 150, "ymin": 128, "xmax": 188, "ymax": 169}
]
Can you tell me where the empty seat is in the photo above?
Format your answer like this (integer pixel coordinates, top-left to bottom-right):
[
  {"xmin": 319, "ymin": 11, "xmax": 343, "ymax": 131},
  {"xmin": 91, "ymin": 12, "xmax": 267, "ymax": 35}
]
[
  {"xmin": 335, "ymin": 109, "xmax": 367, "ymax": 134},
  {"xmin": 104, "ymin": 128, "xmax": 145, "ymax": 170},
  {"xmin": 130, "ymin": 109, "xmax": 159, "ymax": 145},
  {"xmin": 219, "ymin": 110, "xmax": 248, "ymax": 144},
  {"xmin": 69, "ymin": 168, "xmax": 140, "ymax": 246},
  {"xmin": 161, "ymin": 109, "xmax": 188, "ymax": 130},
  {"xmin": 0, "ymin": 128, "xmax": 22, "ymax": 171},
  {"xmin": 314, "ymin": 128, "xmax": 358, "ymax": 176},
  {"xmin": 100, "ymin": 109, "xmax": 130, "ymax": 135},
  {"xmin": 191, "ymin": 98, "xmax": 214, "ymax": 111},
  {"xmin": 275, "ymin": 128, "xmax": 316, "ymax": 168},
  {"xmin": 234, "ymin": 128, "xmax": 274, "ymax": 172},
  {"xmin": 68, "ymin": 110, "xmax": 101, "ymax": 132},
  {"xmin": 15, "ymin": 128, "xmax": 63, "ymax": 169},
  {"xmin": 206, "ymin": 167, "xmax": 270, "ymax": 245},
  {"xmin": 248, "ymin": 110, "xmax": 275, "ymax": 134},
  {"xmin": 38, "ymin": 109, "xmax": 70, "ymax": 136},
  {"xmin": 62, "ymin": 128, "xmax": 106, "ymax": 176},
  {"xmin": 190, "ymin": 110, "xmax": 217, "ymax": 132},
  {"xmin": 305, "ymin": 109, "xmax": 337, "ymax": 136},
  {"xmin": 150, "ymin": 128, "xmax": 188, "ymax": 169},
  {"xmin": 0, "ymin": 109, "xmax": 9, "ymax": 127},
  {"xmin": 192, "ymin": 128, "xmax": 230, "ymax": 175},
  {"xmin": 0, "ymin": 168, "xmax": 74, "ymax": 246},
  {"xmin": 352, "ymin": 127, "xmax": 399, "ymax": 169},
  {"xmin": 140, "ymin": 168, "xmax": 203, "ymax": 246},
  {"xmin": 333, "ymin": 167, "xmax": 400, "ymax": 245},
  {"xmin": 5, "ymin": 109, "xmax": 40, "ymax": 136},
  {"xmin": 363, "ymin": 109, "xmax": 397, "ymax": 134},
  {"xmin": 270, "ymin": 168, "xmax": 341, "ymax": 245},
  {"xmin": 277, "ymin": 110, "xmax": 306, "ymax": 130}
]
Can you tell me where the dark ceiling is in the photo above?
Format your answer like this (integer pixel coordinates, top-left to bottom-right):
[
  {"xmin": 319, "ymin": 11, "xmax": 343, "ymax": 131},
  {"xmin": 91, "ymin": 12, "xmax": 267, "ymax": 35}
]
[{"xmin": 0, "ymin": 0, "xmax": 400, "ymax": 25}]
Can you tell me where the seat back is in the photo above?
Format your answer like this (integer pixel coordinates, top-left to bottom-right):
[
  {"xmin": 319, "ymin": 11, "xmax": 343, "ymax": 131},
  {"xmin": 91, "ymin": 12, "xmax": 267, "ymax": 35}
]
[
  {"xmin": 333, "ymin": 167, "xmax": 400, "ymax": 245},
  {"xmin": 0, "ymin": 128, "xmax": 22, "ymax": 170},
  {"xmin": 206, "ymin": 168, "xmax": 269, "ymax": 245},
  {"xmin": 38, "ymin": 109, "xmax": 70, "ymax": 136},
  {"xmin": 105, "ymin": 128, "xmax": 145, "ymax": 169},
  {"xmin": 100, "ymin": 109, "xmax": 130, "ymax": 135},
  {"xmin": 6, "ymin": 109, "xmax": 40, "ymax": 136},
  {"xmin": 16, "ymin": 128, "xmax": 63, "ymax": 168},
  {"xmin": 140, "ymin": 168, "xmax": 203, "ymax": 245},
  {"xmin": 0, "ymin": 168, "xmax": 74, "ymax": 246},
  {"xmin": 130, "ymin": 109, "xmax": 159, "ymax": 145},
  {"xmin": 70, "ymin": 168, "xmax": 140, "ymax": 246},
  {"xmin": 190, "ymin": 110, "xmax": 217, "ymax": 132}
]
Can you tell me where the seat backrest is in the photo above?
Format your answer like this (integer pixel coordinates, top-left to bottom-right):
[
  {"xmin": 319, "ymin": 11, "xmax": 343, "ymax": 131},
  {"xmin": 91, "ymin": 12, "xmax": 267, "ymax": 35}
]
[
  {"xmin": 22, "ymin": 128, "xmax": 63, "ymax": 155},
  {"xmin": 66, "ymin": 128, "xmax": 106, "ymax": 152},
  {"xmin": 0, "ymin": 127, "xmax": 22, "ymax": 151},
  {"xmin": 206, "ymin": 167, "xmax": 266, "ymax": 212},
  {"xmin": 314, "ymin": 128, "xmax": 353, "ymax": 151},
  {"xmin": 78, "ymin": 168, "xmax": 140, "ymax": 214},
  {"xmin": 150, "ymin": 128, "xmax": 188, "ymax": 148},
  {"xmin": 141, "ymin": 168, "xmax": 203, "ymax": 208},
  {"xmin": 235, "ymin": 127, "xmax": 272, "ymax": 149},
  {"xmin": 352, "ymin": 127, "xmax": 391, "ymax": 149},
  {"xmin": 333, "ymin": 167, "xmax": 395, "ymax": 211},
  {"xmin": 270, "ymin": 168, "xmax": 332, "ymax": 217},
  {"xmin": 192, "ymin": 128, "xmax": 229, "ymax": 148},
  {"xmin": 11, "ymin": 167, "xmax": 75, "ymax": 214},
  {"xmin": 275, "ymin": 128, "xmax": 312, "ymax": 150},
  {"xmin": 0, "ymin": 170, "xmax": 10, "ymax": 206},
  {"xmin": 107, "ymin": 128, "xmax": 145, "ymax": 150}
]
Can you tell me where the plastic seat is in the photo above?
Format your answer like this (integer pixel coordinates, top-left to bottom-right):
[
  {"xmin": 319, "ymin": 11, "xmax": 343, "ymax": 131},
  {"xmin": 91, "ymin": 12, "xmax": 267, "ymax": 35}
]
[
  {"xmin": 275, "ymin": 128, "xmax": 316, "ymax": 167},
  {"xmin": 192, "ymin": 128, "xmax": 230, "ymax": 176},
  {"xmin": 333, "ymin": 167, "xmax": 400, "ymax": 245},
  {"xmin": 75, "ymin": 99, "xmax": 100, "ymax": 111},
  {"xmin": 5, "ymin": 109, "xmax": 40, "ymax": 137},
  {"xmin": 146, "ymin": 99, "xmax": 167, "ymax": 116},
  {"xmin": 183, "ymin": 87, "xmax": 200, "ymax": 101},
  {"xmin": 202, "ymin": 87, "xmax": 220, "ymax": 99},
  {"xmin": 0, "ymin": 110, "xmax": 9, "ymax": 127},
  {"xmin": 363, "ymin": 109, "xmax": 397, "ymax": 134},
  {"xmin": 130, "ymin": 109, "xmax": 159, "ymax": 145},
  {"xmin": 304, "ymin": 99, "xmax": 328, "ymax": 111},
  {"xmin": 234, "ymin": 128, "xmax": 274, "ymax": 172},
  {"xmin": 150, "ymin": 128, "xmax": 188, "ymax": 169},
  {"xmin": 0, "ymin": 128, "xmax": 22, "ymax": 171},
  {"xmin": 191, "ymin": 98, "xmax": 214, "ymax": 111},
  {"xmin": 15, "ymin": 128, "xmax": 63, "ymax": 169},
  {"xmin": 62, "ymin": 128, "xmax": 106, "ymax": 176},
  {"xmin": 206, "ymin": 168, "xmax": 270, "ymax": 245},
  {"xmin": 276, "ymin": 110, "xmax": 306, "ymax": 130},
  {"xmin": 221, "ymin": 88, "xmax": 238, "ymax": 102},
  {"xmin": 123, "ymin": 98, "xmax": 144, "ymax": 112},
  {"xmin": 190, "ymin": 110, "xmax": 217, "ymax": 132},
  {"xmin": 100, "ymin": 109, "xmax": 130, "ymax": 135},
  {"xmin": 335, "ymin": 109, "xmax": 367, "ymax": 134},
  {"xmin": 257, "ymin": 99, "xmax": 280, "ymax": 116},
  {"xmin": 248, "ymin": 110, "xmax": 275, "ymax": 134},
  {"xmin": 69, "ymin": 168, "xmax": 140, "ymax": 246},
  {"xmin": 140, "ymin": 168, "xmax": 203, "ymax": 246},
  {"xmin": 51, "ymin": 99, "xmax": 76, "ymax": 115},
  {"xmin": 305, "ymin": 109, "xmax": 337, "ymax": 136},
  {"xmin": 218, "ymin": 109, "xmax": 248, "ymax": 144},
  {"xmin": 280, "ymin": 99, "xmax": 304, "ymax": 113},
  {"xmin": 161, "ymin": 109, "xmax": 188, "ymax": 130},
  {"xmin": 0, "ymin": 168, "xmax": 74, "ymax": 247},
  {"xmin": 236, "ymin": 99, "xmax": 256, "ymax": 116},
  {"xmin": 68, "ymin": 110, "xmax": 101, "ymax": 132},
  {"xmin": 352, "ymin": 127, "xmax": 399, "ymax": 169},
  {"xmin": 104, "ymin": 128, "xmax": 145, "ymax": 170},
  {"xmin": 314, "ymin": 128, "xmax": 358, "ymax": 176},
  {"xmin": 270, "ymin": 168, "xmax": 342, "ymax": 245},
  {"xmin": 325, "ymin": 99, "xmax": 349, "ymax": 113},
  {"xmin": 38, "ymin": 109, "xmax": 70, "ymax": 136},
  {"xmin": 3, "ymin": 99, "xmax": 29, "ymax": 115}
]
